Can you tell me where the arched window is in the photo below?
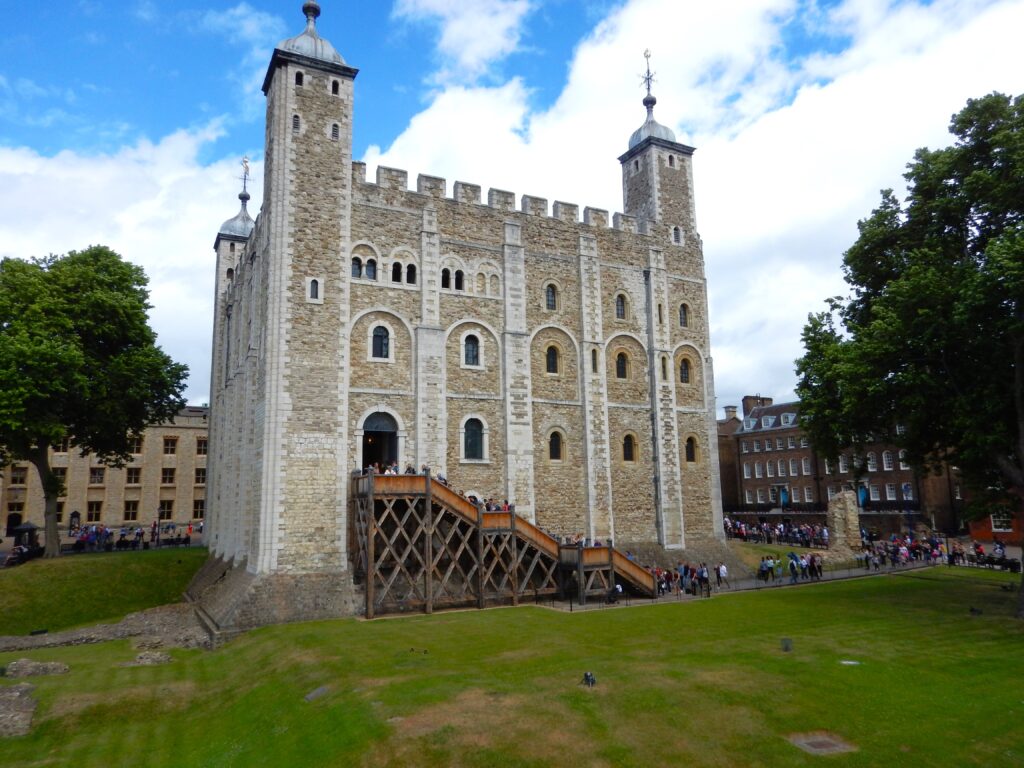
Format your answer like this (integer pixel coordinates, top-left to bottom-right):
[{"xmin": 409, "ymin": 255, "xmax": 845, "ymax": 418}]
[
  {"xmin": 672, "ymin": 226, "xmax": 682, "ymax": 245},
  {"xmin": 350, "ymin": 258, "xmax": 362, "ymax": 278},
  {"xmin": 489, "ymin": 275, "xmax": 499, "ymax": 295},
  {"xmin": 406, "ymin": 264, "xmax": 417, "ymax": 284},
  {"xmin": 883, "ymin": 450, "xmax": 894, "ymax": 470},
  {"xmin": 668, "ymin": 155, "xmax": 675, "ymax": 168},
  {"xmin": 679, "ymin": 358, "xmax": 691, "ymax": 384},
  {"xmin": 591, "ymin": 349, "xmax": 598, "ymax": 373},
  {"xmin": 623, "ymin": 434, "xmax": 636, "ymax": 462},
  {"xmin": 331, "ymin": 80, "xmax": 339, "ymax": 95},
  {"xmin": 545, "ymin": 284, "xmax": 558, "ymax": 310},
  {"xmin": 615, "ymin": 294, "xmax": 627, "ymax": 320},
  {"xmin": 292, "ymin": 114, "xmax": 300, "ymax": 132},
  {"xmin": 454, "ymin": 270, "xmax": 464, "ymax": 291},
  {"xmin": 685, "ymin": 437, "xmax": 697, "ymax": 463},
  {"xmin": 464, "ymin": 334, "xmax": 480, "ymax": 366},
  {"xmin": 295, "ymin": 72, "xmax": 304, "ymax": 86},
  {"xmin": 549, "ymin": 432, "xmax": 563, "ymax": 461},
  {"xmin": 546, "ymin": 345, "xmax": 559, "ymax": 374},
  {"xmin": 371, "ymin": 326, "xmax": 389, "ymax": 359},
  {"xmin": 661, "ymin": 356, "xmax": 668, "ymax": 380},
  {"xmin": 615, "ymin": 352, "xmax": 628, "ymax": 379},
  {"xmin": 464, "ymin": 418, "xmax": 484, "ymax": 460},
  {"xmin": 391, "ymin": 262, "xmax": 402, "ymax": 282},
  {"xmin": 476, "ymin": 273, "xmax": 485, "ymax": 293},
  {"xmin": 309, "ymin": 279, "xmax": 319, "ymax": 300},
  {"xmin": 867, "ymin": 452, "xmax": 878, "ymax": 472},
  {"xmin": 331, "ymin": 124, "xmax": 339, "ymax": 141},
  {"xmin": 365, "ymin": 259, "xmax": 377, "ymax": 280},
  {"xmin": 441, "ymin": 268, "xmax": 451, "ymax": 289},
  {"xmin": 658, "ymin": 303, "xmax": 664, "ymax": 324},
  {"xmin": 679, "ymin": 304, "xmax": 689, "ymax": 327}
]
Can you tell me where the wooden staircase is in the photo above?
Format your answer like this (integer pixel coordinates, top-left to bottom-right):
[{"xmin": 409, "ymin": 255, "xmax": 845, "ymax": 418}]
[{"xmin": 350, "ymin": 473, "xmax": 656, "ymax": 618}]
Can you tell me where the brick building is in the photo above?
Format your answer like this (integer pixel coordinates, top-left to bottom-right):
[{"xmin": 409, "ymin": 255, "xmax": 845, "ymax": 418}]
[
  {"xmin": 718, "ymin": 395, "xmax": 964, "ymax": 534},
  {"xmin": 204, "ymin": 4, "xmax": 723, "ymax": 624},
  {"xmin": 1, "ymin": 406, "xmax": 208, "ymax": 538}
]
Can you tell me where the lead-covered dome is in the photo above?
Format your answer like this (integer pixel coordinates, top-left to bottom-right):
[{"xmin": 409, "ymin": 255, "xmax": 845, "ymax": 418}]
[
  {"xmin": 219, "ymin": 190, "xmax": 254, "ymax": 239},
  {"xmin": 628, "ymin": 93, "xmax": 676, "ymax": 149},
  {"xmin": 277, "ymin": 2, "xmax": 346, "ymax": 66}
]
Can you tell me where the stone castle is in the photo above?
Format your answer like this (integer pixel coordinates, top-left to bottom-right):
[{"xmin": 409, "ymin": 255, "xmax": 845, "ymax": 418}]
[{"xmin": 201, "ymin": 2, "xmax": 723, "ymax": 628}]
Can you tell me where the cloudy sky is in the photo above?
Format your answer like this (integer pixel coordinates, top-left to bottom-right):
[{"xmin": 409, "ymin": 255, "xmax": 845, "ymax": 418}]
[{"xmin": 2, "ymin": 0, "xmax": 1023, "ymax": 413}]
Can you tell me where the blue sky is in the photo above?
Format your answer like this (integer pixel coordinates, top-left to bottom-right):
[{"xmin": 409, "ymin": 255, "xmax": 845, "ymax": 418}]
[{"xmin": 2, "ymin": 0, "xmax": 1023, "ymax": 410}]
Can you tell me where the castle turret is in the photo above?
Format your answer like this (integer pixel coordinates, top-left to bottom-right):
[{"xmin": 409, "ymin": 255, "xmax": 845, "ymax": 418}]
[{"xmin": 618, "ymin": 52, "xmax": 698, "ymax": 250}]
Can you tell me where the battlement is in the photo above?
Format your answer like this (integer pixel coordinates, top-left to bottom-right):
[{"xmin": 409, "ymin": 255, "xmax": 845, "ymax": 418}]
[{"xmin": 351, "ymin": 162, "xmax": 649, "ymax": 233}]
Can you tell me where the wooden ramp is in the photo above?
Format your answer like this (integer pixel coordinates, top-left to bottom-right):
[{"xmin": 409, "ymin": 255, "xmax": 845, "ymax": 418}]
[{"xmin": 350, "ymin": 474, "xmax": 656, "ymax": 618}]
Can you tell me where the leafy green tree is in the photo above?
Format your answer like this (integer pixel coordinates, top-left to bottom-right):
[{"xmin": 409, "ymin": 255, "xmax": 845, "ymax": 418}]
[
  {"xmin": 796, "ymin": 92, "xmax": 1024, "ymax": 616},
  {"xmin": 0, "ymin": 246, "xmax": 187, "ymax": 557}
]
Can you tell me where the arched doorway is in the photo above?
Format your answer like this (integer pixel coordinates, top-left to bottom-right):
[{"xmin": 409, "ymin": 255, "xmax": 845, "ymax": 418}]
[{"xmin": 362, "ymin": 412, "xmax": 398, "ymax": 470}]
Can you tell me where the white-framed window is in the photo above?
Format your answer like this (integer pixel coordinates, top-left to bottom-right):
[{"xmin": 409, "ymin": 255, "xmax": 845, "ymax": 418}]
[
  {"xmin": 954, "ymin": 484, "xmax": 962, "ymax": 500},
  {"xmin": 781, "ymin": 413, "xmax": 794, "ymax": 426},
  {"xmin": 756, "ymin": 488, "xmax": 766, "ymax": 503},
  {"xmin": 762, "ymin": 416, "xmax": 775, "ymax": 428},
  {"xmin": 827, "ymin": 486, "xmax": 837, "ymax": 501},
  {"xmin": 745, "ymin": 418, "xmax": 756, "ymax": 430},
  {"xmin": 896, "ymin": 424, "xmax": 906, "ymax": 435},
  {"xmin": 838, "ymin": 455, "xmax": 849, "ymax": 473},
  {"xmin": 767, "ymin": 462, "xmax": 775, "ymax": 478},
  {"xmin": 769, "ymin": 487, "xmax": 778, "ymax": 503},
  {"xmin": 753, "ymin": 440, "xmax": 761, "ymax": 452},
  {"xmin": 866, "ymin": 452, "xmax": 878, "ymax": 472},
  {"xmin": 763, "ymin": 440, "xmax": 771, "ymax": 452},
  {"xmin": 800, "ymin": 437, "xmax": 809, "ymax": 448},
  {"xmin": 741, "ymin": 440, "xmax": 749, "ymax": 454},
  {"xmin": 789, "ymin": 458, "xmax": 799, "ymax": 476},
  {"xmin": 776, "ymin": 438, "xmax": 784, "ymax": 450},
  {"xmin": 305, "ymin": 276, "xmax": 324, "ymax": 304},
  {"xmin": 886, "ymin": 483, "xmax": 897, "ymax": 501},
  {"xmin": 899, "ymin": 450, "xmax": 910, "ymax": 470},
  {"xmin": 787, "ymin": 437, "xmax": 796, "ymax": 449},
  {"xmin": 869, "ymin": 485, "xmax": 880, "ymax": 501},
  {"xmin": 743, "ymin": 463, "xmax": 751, "ymax": 479},
  {"xmin": 460, "ymin": 416, "xmax": 489, "ymax": 462},
  {"xmin": 755, "ymin": 461, "xmax": 763, "ymax": 479},
  {"xmin": 882, "ymin": 451, "xmax": 894, "ymax": 470},
  {"xmin": 461, "ymin": 330, "xmax": 484, "ymax": 369},
  {"xmin": 803, "ymin": 487, "xmax": 813, "ymax": 502},
  {"xmin": 902, "ymin": 483, "xmax": 914, "ymax": 501},
  {"xmin": 991, "ymin": 509, "xmax": 1014, "ymax": 532},
  {"xmin": 745, "ymin": 489, "xmax": 754, "ymax": 504},
  {"xmin": 777, "ymin": 459, "xmax": 786, "ymax": 477},
  {"xmin": 802, "ymin": 457, "xmax": 811, "ymax": 475},
  {"xmin": 824, "ymin": 458, "xmax": 832, "ymax": 474},
  {"xmin": 369, "ymin": 325, "xmax": 393, "ymax": 362}
]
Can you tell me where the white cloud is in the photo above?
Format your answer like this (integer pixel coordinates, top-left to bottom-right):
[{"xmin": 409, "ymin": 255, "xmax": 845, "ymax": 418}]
[
  {"xmin": 393, "ymin": 0, "xmax": 534, "ymax": 82},
  {"xmin": 365, "ymin": 0, "xmax": 1024, "ymax": 412},
  {"xmin": 0, "ymin": 122, "xmax": 259, "ymax": 405}
]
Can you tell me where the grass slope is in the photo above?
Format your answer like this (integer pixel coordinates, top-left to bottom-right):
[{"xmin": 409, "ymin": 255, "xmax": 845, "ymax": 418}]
[
  {"xmin": 1, "ymin": 568, "xmax": 1021, "ymax": 767},
  {"xmin": 0, "ymin": 549, "xmax": 207, "ymax": 635}
]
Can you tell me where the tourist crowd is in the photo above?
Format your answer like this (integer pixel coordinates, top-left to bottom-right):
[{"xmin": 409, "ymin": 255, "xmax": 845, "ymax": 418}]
[{"xmin": 724, "ymin": 518, "xmax": 830, "ymax": 549}]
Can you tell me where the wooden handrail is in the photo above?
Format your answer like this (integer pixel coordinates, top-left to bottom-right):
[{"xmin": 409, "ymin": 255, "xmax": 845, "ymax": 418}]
[{"xmin": 611, "ymin": 549, "xmax": 656, "ymax": 594}]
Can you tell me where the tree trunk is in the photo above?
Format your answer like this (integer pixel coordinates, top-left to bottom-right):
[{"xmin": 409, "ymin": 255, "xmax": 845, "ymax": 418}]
[{"xmin": 28, "ymin": 446, "xmax": 61, "ymax": 559}]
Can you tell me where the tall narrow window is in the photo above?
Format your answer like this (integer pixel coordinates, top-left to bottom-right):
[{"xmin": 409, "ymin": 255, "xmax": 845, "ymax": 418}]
[
  {"xmin": 292, "ymin": 114, "xmax": 300, "ymax": 132},
  {"xmin": 668, "ymin": 155, "xmax": 675, "ymax": 168},
  {"xmin": 331, "ymin": 124, "xmax": 339, "ymax": 141},
  {"xmin": 464, "ymin": 418, "xmax": 483, "ymax": 460},
  {"xmin": 454, "ymin": 270, "xmax": 464, "ymax": 291},
  {"xmin": 406, "ymin": 264, "xmax": 417, "ymax": 284},
  {"xmin": 331, "ymin": 80, "xmax": 339, "ymax": 95},
  {"xmin": 591, "ymin": 349, "xmax": 598, "ymax": 373},
  {"xmin": 658, "ymin": 304, "xmax": 663, "ymax": 324},
  {"xmin": 623, "ymin": 434, "xmax": 636, "ymax": 462},
  {"xmin": 546, "ymin": 345, "xmax": 559, "ymax": 374},
  {"xmin": 615, "ymin": 294, "xmax": 626, "ymax": 320},
  {"xmin": 545, "ymin": 284, "xmax": 558, "ymax": 310},
  {"xmin": 372, "ymin": 327, "xmax": 390, "ymax": 359},
  {"xmin": 365, "ymin": 259, "xmax": 377, "ymax": 280},
  {"xmin": 295, "ymin": 72, "xmax": 304, "ymax": 86},
  {"xmin": 679, "ymin": 358, "xmax": 691, "ymax": 384},
  {"xmin": 679, "ymin": 304, "xmax": 689, "ymax": 327},
  {"xmin": 673, "ymin": 226, "xmax": 682, "ymax": 244},
  {"xmin": 549, "ymin": 432, "xmax": 563, "ymax": 461},
  {"xmin": 441, "ymin": 268, "xmax": 451, "ymax": 289},
  {"xmin": 616, "ymin": 352, "xmax": 628, "ymax": 379},
  {"xmin": 309, "ymin": 279, "xmax": 319, "ymax": 300},
  {"xmin": 391, "ymin": 262, "xmax": 402, "ymax": 282},
  {"xmin": 351, "ymin": 257, "xmax": 362, "ymax": 278},
  {"xmin": 464, "ymin": 334, "xmax": 480, "ymax": 366},
  {"xmin": 685, "ymin": 437, "xmax": 697, "ymax": 463},
  {"xmin": 661, "ymin": 356, "xmax": 667, "ymax": 380}
]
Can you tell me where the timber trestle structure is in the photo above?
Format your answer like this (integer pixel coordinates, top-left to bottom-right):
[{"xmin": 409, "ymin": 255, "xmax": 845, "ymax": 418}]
[{"xmin": 350, "ymin": 473, "xmax": 657, "ymax": 618}]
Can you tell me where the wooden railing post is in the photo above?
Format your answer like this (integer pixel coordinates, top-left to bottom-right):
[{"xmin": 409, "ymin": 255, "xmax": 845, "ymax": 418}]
[
  {"xmin": 608, "ymin": 546, "xmax": 615, "ymax": 596},
  {"xmin": 366, "ymin": 472, "xmax": 376, "ymax": 620},
  {"xmin": 477, "ymin": 504, "xmax": 486, "ymax": 609},
  {"xmin": 577, "ymin": 541, "xmax": 586, "ymax": 606},
  {"xmin": 424, "ymin": 475, "xmax": 433, "ymax": 615},
  {"xmin": 510, "ymin": 511, "xmax": 519, "ymax": 606}
]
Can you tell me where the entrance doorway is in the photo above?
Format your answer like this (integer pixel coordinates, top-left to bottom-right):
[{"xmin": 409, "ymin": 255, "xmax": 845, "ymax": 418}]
[
  {"xmin": 362, "ymin": 412, "xmax": 399, "ymax": 470},
  {"xmin": 5, "ymin": 512, "xmax": 22, "ymax": 537}
]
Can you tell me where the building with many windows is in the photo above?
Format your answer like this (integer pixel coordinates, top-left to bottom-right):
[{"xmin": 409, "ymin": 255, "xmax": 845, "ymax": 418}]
[
  {"xmin": 204, "ymin": 3, "xmax": 723, "ymax": 626},
  {"xmin": 718, "ymin": 395, "xmax": 964, "ymax": 534},
  {"xmin": 1, "ymin": 406, "xmax": 208, "ymax": 538}
]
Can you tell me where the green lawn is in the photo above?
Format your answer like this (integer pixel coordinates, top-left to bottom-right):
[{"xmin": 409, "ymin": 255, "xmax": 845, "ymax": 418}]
[
  {"xmin": 0, "ymin": 548, "xmax": 207, "ymax": 635},
  {"xmin": 1, "ymin": 566, "xmax": 1022, "ymax": 766}
]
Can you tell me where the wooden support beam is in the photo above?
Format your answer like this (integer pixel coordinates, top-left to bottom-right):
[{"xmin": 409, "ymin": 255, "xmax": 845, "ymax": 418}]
[
  {"xmin": 366, "ymin": 473, "xmax": 376, "ymax": 620},
  {"xmin": 476, "ymin": 503, "xmax": 486, "ymax": 609},
  {"xmin": 510, "ymin": 511, "xmax": 519, "ymax": 606},
  {"xmin": 425, "ymin": 476, "xmax": 433, "ymax": 615}
]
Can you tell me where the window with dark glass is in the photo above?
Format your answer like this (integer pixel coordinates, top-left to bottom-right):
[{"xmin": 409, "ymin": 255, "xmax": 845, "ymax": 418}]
[
  {"xmin": 464, "ymin": 418, "xmax": 484, "ymax": 460},
  {"xmin": 623, "ymin": 434, "xmax": 636, "ymax": 462},
  {"xmin": 464, "ymin": 335, "xmax": 480, "ymax": 366},
  {"xmin": 546, "ymin": 345, "xmax": 559, "ymax": 374},
  {"xmin": 365, "ymin": 259, "xmax": 377, "ymax": 280},
  {"xmin": 545, "ymin": 284, "xmax": 557, "ymax": 310},
  {"xmin": 441, "ymin": 268, "xmax": 451, "ymax": 289},
  {"xmin": 391, "ymin": 262, "xmax": 402, "ymax": 282},
  {"xmin": 372, "ymin": 326, "xmax": 390, "ymax": 359},
  {"xmin": 549, "ymin": 432, "xmax": 563, "ymax": 461},
  {"xmin": 615, "ymin": 294, "xmax": 626, "ymax": 319},
  {"xmin": 454, "ymin": 270, "xmax": 464, "ymax": 291},
  {"xmin": 127, "ymin": 436, "xmax": 143, "ymax": 454},
  {"xmin": 680, "ymin": 358, "xmax": 691, "ymax": 383},
  {"xmin": 685, "ymin": 437, "xmax": 697, "ymax": 463},
  {"xmin": 679, "ymin": 304, "xmax": 689, "ymax": 327},
  {"xmin": 126, "ymin": 467, "xmax": 141, "ymax": 485},
  {"xmin": 89, "ymin": 467, "xmax": 105, "ymax": 485},
  {"xmin": 406, "ymin": 264, "xmax": 417, "ymax": 284},
  {"xmin": 193, "ymin": 499, "xmax": 206, "ymax": 519},
  {"xmin": 616, "ymin": 352, "xmax": 628, "ymax": 379},
  {"xmin": 351, "ymin": 258, "xmax": 362, "ymax": 278},
  {"xmin": 161, "ymin": 467, "xmax": 175, "ymax": 485},
  {"xmin": 195, "ymin": 467, "xmax": 207, "ymax": 485},
  {"xmin": 309, "ymin": 279, "xmax": 319, "ymax": 300}
]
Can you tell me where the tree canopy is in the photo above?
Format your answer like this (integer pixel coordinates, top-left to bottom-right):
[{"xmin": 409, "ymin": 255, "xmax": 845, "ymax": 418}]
[
  {"xmin": 795, "ymin": 92, "xmax": 1024, "ymax": 614},
  {"xmin": 0, "ymin": 245, "xmax": 188, "ymax": 556}
]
